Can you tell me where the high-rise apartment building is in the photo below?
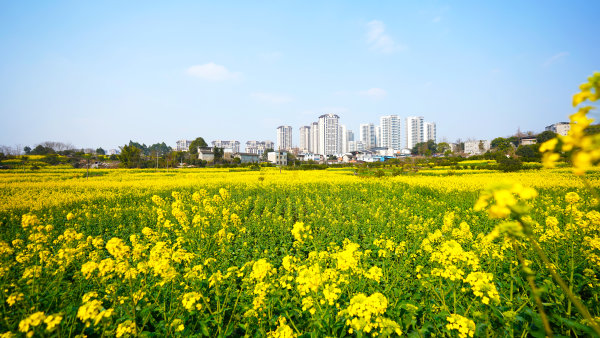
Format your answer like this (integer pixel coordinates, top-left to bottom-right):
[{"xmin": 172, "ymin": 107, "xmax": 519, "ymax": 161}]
[
  {"xmin": 309, "ymin": 122, "xmax": 319, "ymax": 154},
  {"xmin": 348, "ymin": 140, "xmax": 365, "ymax": 152},
  {"xmin": 299, "ymin": 126, "xmax": 311, "ymax": 153},
  {"xmin": 380, "ymin": 115, "xmax": 401, "ymax": 150},
  {"xmin": 340, "ymin": 125, "xmax": 354, "ymax": 154},
  {"xmin": 424, "ymin": 122, "xmax": 436, "ymax": 143},
  {"xmin": 211, "ymin": 140, "xmax": 240, "ymax": 153},
  {"xmin": 318, "ymin": 114, "xmax": 340, "ymax": 156},
  {"xmin": 405, "ymin": 116, "xmax": 424, "ymax": 149},
  {"xmin": 176, "ymin": 140, "xmax": 192, "ymax": 152},
  {"xmin": 245, "ymin": 141, "xmax": 274, "ymax": 155},
  {"xmin": 276, "ymin": 125, "xmax": 293, "ymax": 151},
  {"xmin": 360, "ymin": 123, "xmax": 377, "ymax": 149}
]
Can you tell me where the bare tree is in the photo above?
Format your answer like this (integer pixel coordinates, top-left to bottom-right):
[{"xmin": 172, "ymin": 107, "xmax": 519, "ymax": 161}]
[
  {"xmin": 39, "ymin": 141, "xmax": 75, "ymax": 152},
  {"xmin": 0, "ymin": 145, "xmax": 21, "ymax": 156}
]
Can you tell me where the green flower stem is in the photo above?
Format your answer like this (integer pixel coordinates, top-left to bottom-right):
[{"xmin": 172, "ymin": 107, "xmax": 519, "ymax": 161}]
[
  {"xmin": 525, "ymin": 234, "xmax": 600, "ymax": 335},
  {"xmin": 514, "ymin": 242, "xmax": 553, "ymax": 337},
  {"xmin": 223, "ymin": 289, "xmax": 242, "ymax": 335}
]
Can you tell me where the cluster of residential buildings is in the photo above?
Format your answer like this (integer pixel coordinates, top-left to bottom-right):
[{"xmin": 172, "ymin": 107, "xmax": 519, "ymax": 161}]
[
  {"xmin": 279, "ymin": 114, "xmax": 437, "ymax": 157},
  {"xmin": 174, "ymin": 120, "xmax": 571, "ymax": 164}
]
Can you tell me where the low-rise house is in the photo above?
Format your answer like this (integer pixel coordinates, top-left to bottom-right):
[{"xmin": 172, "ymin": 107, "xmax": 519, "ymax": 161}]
[
  {"xmin": 356, "ymin": 152, "xmax": 376, "ymax": 162},
  {"xmin": 464, "ymin": 140, "xmax": 491, "ymax": 155},
  {"xmin": 198, "ymin": 148, "xmax": 214, "ymax": 162},
  {"xmin": 235, "ymin": 153, "xmax": 260, "ymax": 163},
  {"xmin": 223, "ymin": 148, "xmax": 235, "ymax": 161},
  {"xmin": 342, "ymin": 153, "xmax": 355, "ymax": 163},
  {"xmin": 370, "ymin": 147, "xmax": 396, "ymax": 157},
  {"xmin": 298, "ymin": 153, "xmax": 322, "ymax": 162},
  {"xmin": 520, "ymin": 137, "xmax": 537, "ymax": 146},
  {"xmin": 267, "ymin": 151, "xmax": 288, "ymax": 165}
]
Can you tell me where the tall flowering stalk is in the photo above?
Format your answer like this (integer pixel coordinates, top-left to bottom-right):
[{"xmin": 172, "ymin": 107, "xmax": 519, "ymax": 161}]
[{"xmin": 540, "ymin": 72, "xmax": 600, "ymax": 176}]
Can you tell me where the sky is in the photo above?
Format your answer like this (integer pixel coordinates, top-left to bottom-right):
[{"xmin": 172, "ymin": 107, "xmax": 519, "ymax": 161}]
[{"xmin": 1, "ymin": 1, "xmax": 599, "ymax": 151}]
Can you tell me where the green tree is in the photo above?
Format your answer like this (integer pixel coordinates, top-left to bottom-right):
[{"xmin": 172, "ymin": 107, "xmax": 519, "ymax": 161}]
[
  {"xmin": 412, "ymin": 140, "xmax": 437, "ymax": 156},
  {"xmin": 287, "ymin": 152, "xmax": 299, "ymax": 166},
  {"xmin": 24, "ymin": 146, "xmax": 31, "ymax": 154},
  {"xmin": 507, "ymin": 136, "xmax": 519, "ymax": 147},
  {"xmin": 516, "ymin": 144, "xmax": 539, "ymax": 161},
  {"xmin": 189, "ymin": 137, "xmax": 208, "ymax": 155},
  {"xmin": 128, "ymin": 141, "xmax": 148, "ymax": 155},
  {"xmin": 213, "ymin": 147, "xmax": 224, "ymax": 164},
  {"xmin": 96, "ymin": 147, "xmax": 106, "ymax": 155},
  {"xmin": 536, "ymin": 130, "xmax": 557, "ymax": 144},
  {"xmin": 119, "ymin": 144, "xmax": 142, "ymax": 168},
  {"xmin": 148, "ymin": 142, "xmax": 172, "ymax": 155},
  {"xmin": 437, "ymin": 142, "xmax": 450, "ymax": 155},
  {"xmin": 30, "ymin": 145, "xmax": 54, "ymax": 155},
  {"xmin": 491, "ymin": 137, "xmax": 512, "ymax": 153}
]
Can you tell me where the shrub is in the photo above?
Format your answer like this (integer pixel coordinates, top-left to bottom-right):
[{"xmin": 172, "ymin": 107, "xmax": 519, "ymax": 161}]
[
  {"xmin": 497, "ymin": 157, "xmax": 522, "ymax": 172},
  {"xmin": 374, "ymin": 169, "xmax": 386, "ymax": 178}
]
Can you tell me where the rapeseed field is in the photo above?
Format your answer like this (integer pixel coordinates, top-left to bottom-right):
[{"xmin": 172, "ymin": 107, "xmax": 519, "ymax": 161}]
[{"xmin": 1, "ymin": 167, "xmax": 600, "ymax": 336}]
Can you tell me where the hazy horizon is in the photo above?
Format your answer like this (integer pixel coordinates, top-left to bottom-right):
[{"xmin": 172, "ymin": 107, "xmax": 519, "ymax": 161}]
[{"xmin": 1, "ymin": 1, "xmax": 598, "ymax": 151}]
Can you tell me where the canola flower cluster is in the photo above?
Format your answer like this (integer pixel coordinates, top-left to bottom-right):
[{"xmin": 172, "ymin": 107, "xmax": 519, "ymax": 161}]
[{"xmin": 540, "ymin": 72, "xmax": 600, "ymax": 175}]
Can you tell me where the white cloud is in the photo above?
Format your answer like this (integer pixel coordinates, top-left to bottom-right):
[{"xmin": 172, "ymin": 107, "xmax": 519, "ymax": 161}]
[
  {"xmin": 359, "ymin": 88, "xmax": 387, "ymax": 99},
  {"xmin": 542, "ymin": 52, "xmax": 569, "ymax": 67},
  {"xmin": 187, "ymin": 62, "xmax": 241, "ymax": 81},
  {"xmin": 366, "ymin": 20, "xmax": 403, "ymax": 53},
  {"xmin": 432, "ymin": 16, "xmax": 442, "ymax": 23},
  {"xmin": 251, "ymin": 92, "xmax": 293, "ymax": 104}
]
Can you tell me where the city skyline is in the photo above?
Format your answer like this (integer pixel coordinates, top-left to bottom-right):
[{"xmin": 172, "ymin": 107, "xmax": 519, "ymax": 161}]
[
  {"xmin": 1, "ymin": 2, "xmax": 598, "ymax": 150},
  {"xmin": 172, "ymin": 110, "xmax": 558, "ymax": 155}
]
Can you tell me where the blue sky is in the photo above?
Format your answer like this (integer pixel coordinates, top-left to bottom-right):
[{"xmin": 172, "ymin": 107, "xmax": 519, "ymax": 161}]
[{"xmin": 1, "ymin": 1, "xmax": 598, "ymax": 151}]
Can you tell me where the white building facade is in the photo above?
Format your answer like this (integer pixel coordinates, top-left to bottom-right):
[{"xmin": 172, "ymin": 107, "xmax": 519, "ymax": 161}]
[
  {"xmin": 299, "ymin": 126, "xmax": 311, "ymax": 153},
  {"xmin": 276, "ymin": 126, "xmax": 293, "ymax": 151},
  {"xmin": 545, "ymin": 122, "xmax": 570, "ymax": 136},
  {"xmin": 318, "ymin": 114, "xmax": 340, "ymax": 156},
  {"xmin": 245, "ymin": 141, "xmax": 274, "ymax": 156},
  {"xmin": 424, "ymin": 122, "xmax": 437, "ymax": 143},
  {"xmin": 267, "ymin": 151, "xmax": 288, "ymax": 166},
  {"xmin": 176, "ymin": 139, "xmax": 192, "ymax": 152},
  {"xmin": 405, "ymin": 116, "xmax": 424, "ymax": 150},
  {"xmin": 309, "ymin": 122, "xmax": 319, "ymax": 154},
  {"xmin": 380, "ymin": 115, "xmax": 401, "ymax": 150},
  {"xmin": 211, "ymin": 140, "xmax": 240, "ymax": 153},
  {"xmin": 464, "ymin": 140, "xmax": 491, "ymax": 155},
  {"xmin": 340, "ymin": 125, "xmax": 354, "ymax": 154},
  {"xmin": 348, "ymin": 140, "xmax": 365, "ymax": 152},
  {"xmin": 360, "ymin": 123, "xmax": 377, "ymax": 149}
]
